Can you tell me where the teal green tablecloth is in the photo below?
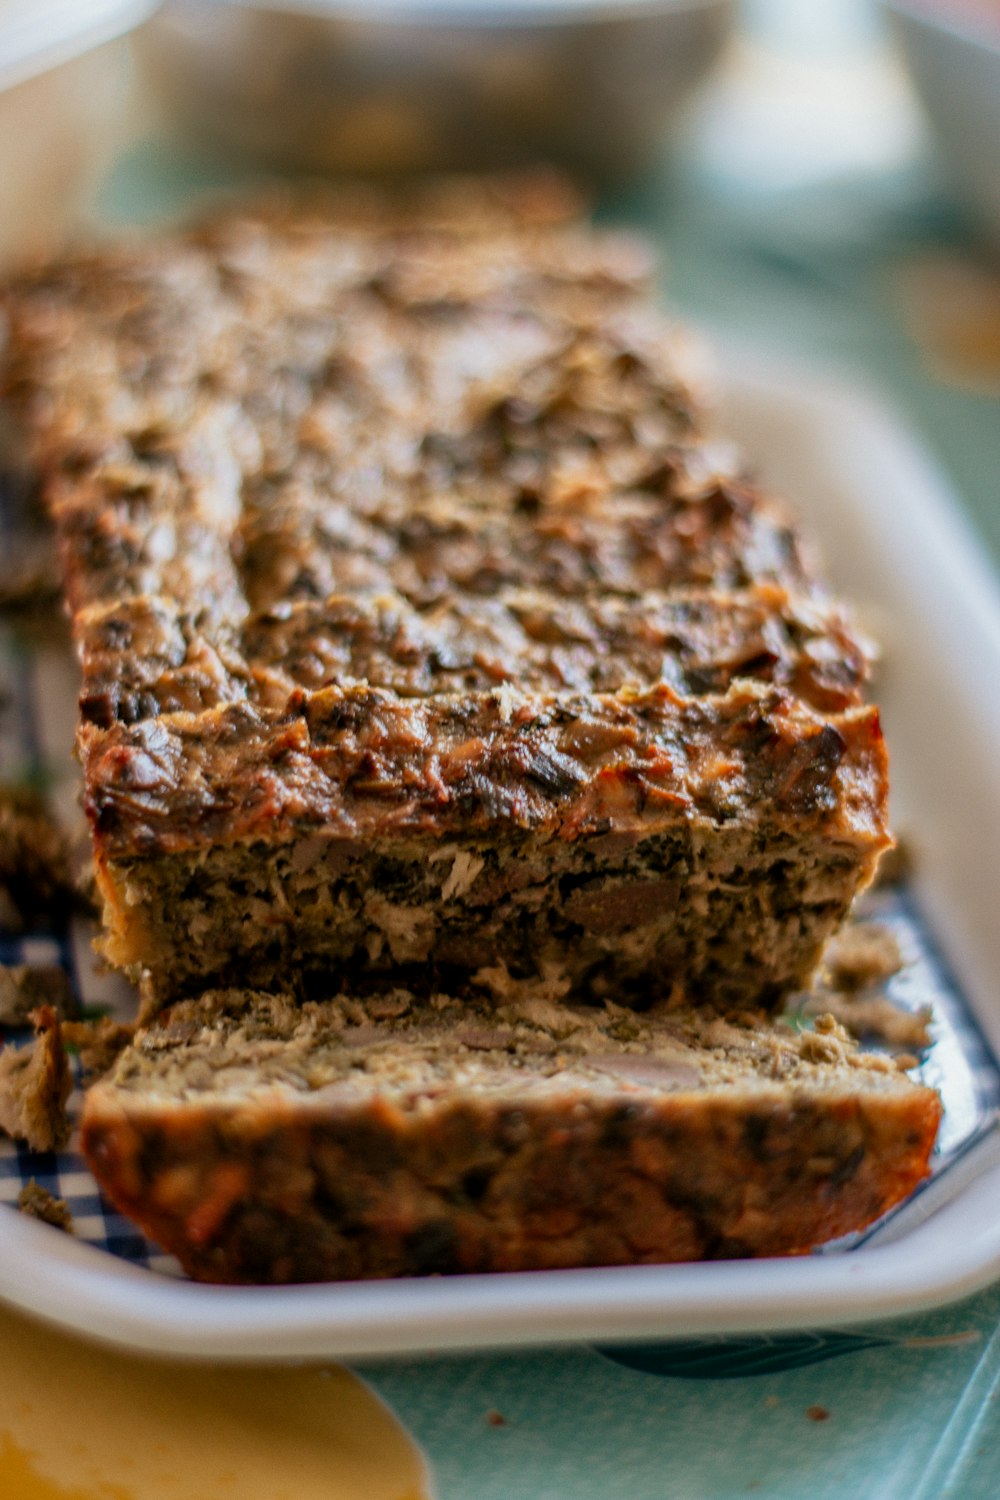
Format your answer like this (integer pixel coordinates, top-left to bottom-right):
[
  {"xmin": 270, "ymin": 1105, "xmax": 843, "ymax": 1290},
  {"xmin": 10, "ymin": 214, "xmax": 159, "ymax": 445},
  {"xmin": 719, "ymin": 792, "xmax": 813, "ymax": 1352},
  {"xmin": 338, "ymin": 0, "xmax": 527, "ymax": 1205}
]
[
  {"xmin": 367, "ymin": 1296, "xmax": 1000, "ymax": 1499},
  {"xmin": 97, "ymin": 21, "xmax": 1000, "ymax": 1491}
]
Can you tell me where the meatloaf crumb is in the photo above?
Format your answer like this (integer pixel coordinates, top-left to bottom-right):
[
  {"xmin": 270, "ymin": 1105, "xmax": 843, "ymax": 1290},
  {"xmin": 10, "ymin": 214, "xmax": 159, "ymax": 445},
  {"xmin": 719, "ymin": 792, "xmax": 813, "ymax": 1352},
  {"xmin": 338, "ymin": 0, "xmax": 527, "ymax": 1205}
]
[
  {"xmin": 61, "ymin": 1016, "xmax": 137, "ymax": 1082},
  {"xmin": 18, "ymin": 1179, "xmax": 73, "ymax": 1231},
  {"xmin": 823, "ymin": 923, "xmax": 903, "ymax": 991},
  {"xmin": 0, "ymin": 1006, "xmax": 72, "ymax": 1151}
]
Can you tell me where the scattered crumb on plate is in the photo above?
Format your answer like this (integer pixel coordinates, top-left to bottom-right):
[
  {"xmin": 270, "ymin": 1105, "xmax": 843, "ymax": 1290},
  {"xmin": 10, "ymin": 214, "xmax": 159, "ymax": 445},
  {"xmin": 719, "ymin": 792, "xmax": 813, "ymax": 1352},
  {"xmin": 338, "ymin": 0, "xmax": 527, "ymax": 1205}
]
[
  {"xmin": 18, "ymin": 1178, "xmax": 73, "ymax": 1232},
  {"xmin": 0, "ymin": 1005, "xmax": 72, "ymax": 1150}
]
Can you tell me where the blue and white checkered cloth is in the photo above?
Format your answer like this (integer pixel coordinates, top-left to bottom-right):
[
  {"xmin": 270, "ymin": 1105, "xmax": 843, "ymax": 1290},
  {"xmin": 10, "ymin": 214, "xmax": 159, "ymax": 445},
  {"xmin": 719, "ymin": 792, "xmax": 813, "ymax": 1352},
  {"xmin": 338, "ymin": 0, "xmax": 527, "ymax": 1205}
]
[
  {"xmin": 0, "ymin": 931, "xmax": 182, "ymax": 1277},
  {"xmin": 0, "ymin": 601, "xmax": 181, "ymax": 1276}
]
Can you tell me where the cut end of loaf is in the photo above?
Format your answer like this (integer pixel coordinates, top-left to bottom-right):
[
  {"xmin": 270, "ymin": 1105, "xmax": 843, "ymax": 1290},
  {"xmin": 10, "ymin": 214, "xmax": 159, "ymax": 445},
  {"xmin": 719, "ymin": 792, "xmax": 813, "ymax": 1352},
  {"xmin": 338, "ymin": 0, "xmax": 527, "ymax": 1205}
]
[{"xmin": 85, "ymin": 680, "xmax": 890, "ymax": 1009}]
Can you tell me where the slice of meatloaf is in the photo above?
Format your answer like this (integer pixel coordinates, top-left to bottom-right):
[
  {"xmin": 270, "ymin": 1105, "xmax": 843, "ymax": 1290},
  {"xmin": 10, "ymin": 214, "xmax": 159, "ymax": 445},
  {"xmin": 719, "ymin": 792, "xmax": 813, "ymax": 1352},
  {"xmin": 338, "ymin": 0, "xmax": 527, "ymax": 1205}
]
[
  {"xmin": 80, "ymin": 989, "xmax": 941, "ymax": 1283},
  {"xmin": 82, "ymin": 681, "xmax": 888, "ymax": 1008},
  {"xmin": 0, "ymin": 176, "xmax": 889, "ymax": 1009}
]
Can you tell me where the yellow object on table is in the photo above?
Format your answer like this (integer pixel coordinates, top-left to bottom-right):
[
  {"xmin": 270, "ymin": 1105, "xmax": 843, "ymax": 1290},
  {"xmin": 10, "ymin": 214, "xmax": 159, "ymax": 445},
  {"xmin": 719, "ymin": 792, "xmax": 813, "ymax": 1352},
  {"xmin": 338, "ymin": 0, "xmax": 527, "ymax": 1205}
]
[{"xmin": 0, "ymin": 1303, "xmax": 428, "ymax": 1500}]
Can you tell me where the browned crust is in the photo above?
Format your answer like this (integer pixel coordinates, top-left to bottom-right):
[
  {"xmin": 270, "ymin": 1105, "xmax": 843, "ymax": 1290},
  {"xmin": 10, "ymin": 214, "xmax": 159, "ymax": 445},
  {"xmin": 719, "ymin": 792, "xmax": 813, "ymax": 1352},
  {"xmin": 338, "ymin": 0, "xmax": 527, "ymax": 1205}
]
[
  {"xmin": 74, "ymin": 582, "xmax": 870, "ymax": 725},
  {"xmin": 81, "ymin": 1089, "xmax": 940, "ymax": 1281},
  {"xmin": 81, "ymin": 682, "xmax": 888, "ymax": 858}
]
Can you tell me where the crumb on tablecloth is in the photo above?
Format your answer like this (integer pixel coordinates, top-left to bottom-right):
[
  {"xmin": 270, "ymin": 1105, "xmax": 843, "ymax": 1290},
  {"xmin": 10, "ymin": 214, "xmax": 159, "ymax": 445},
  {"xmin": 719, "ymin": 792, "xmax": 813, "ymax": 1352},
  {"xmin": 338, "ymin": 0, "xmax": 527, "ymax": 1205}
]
[
  {"xmin": 18, "ymin": 1178, "xmax": 73, "ymax": 1231},
  {"xmin": 0, "ymin": 1005, "xmax": 72, "ymax": 1150}
]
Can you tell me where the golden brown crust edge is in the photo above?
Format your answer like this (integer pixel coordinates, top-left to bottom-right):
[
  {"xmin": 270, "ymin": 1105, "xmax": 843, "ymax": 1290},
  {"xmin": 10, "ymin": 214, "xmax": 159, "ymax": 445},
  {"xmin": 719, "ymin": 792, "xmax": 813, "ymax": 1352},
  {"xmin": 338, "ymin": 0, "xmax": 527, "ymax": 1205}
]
[{"xmin": 81, "ymin": 1078, "xmax": 940, "ymax": 1283}]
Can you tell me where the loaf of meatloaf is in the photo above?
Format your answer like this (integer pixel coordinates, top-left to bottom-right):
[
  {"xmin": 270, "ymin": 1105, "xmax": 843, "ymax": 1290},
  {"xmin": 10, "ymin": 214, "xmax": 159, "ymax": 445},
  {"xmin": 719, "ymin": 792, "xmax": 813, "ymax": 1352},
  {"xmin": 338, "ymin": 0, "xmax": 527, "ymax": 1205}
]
[
  {"xmin": 80, "ymin": 988, "xmax": 940, "ymax": 1282},
  {"xmin": 0, "ymin": 176, "xmax": 890, "ymax": 1008}
]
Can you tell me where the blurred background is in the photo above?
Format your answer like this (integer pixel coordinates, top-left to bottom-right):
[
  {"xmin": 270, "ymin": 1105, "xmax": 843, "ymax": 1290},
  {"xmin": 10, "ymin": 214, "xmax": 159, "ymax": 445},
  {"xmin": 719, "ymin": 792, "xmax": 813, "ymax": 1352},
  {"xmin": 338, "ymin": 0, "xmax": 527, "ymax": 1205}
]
[{"xmin": 3, "ymin": 0, "xmax": 1000, "ymax": 561}]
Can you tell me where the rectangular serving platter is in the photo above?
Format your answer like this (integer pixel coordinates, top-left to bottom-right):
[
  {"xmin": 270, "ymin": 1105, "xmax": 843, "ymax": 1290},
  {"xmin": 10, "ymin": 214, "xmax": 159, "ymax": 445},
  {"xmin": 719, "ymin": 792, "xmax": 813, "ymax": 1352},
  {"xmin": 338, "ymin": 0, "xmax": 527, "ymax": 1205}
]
[{"xmin": 2, "ymin": 351, "xmax": 1000, "ymax": 1361}]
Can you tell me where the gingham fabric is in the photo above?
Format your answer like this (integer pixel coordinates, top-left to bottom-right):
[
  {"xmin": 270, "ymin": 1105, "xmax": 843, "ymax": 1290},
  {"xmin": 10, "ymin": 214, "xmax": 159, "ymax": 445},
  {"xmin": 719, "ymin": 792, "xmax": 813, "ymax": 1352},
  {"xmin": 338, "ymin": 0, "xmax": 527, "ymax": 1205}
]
[
  {"xmin": 0, "ymin": 597, "xmax": 182, "ymax": 1277},
  {"xmin": 0, "ymin": 937, "xmax": 182, "ymax": 1276}
]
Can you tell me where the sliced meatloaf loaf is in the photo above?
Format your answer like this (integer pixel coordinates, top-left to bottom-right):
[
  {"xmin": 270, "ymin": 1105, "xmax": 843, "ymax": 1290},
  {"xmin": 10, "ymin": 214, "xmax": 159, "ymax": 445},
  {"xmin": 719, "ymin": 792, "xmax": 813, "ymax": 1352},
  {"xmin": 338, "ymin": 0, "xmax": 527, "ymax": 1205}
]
[
  {"xmin": 0, "ymin": 176, "xmax": 889, "ymax": 1008},
  {"xmin": 80, "ymin": 988, "xmax": 940, "ymax": 1283}
]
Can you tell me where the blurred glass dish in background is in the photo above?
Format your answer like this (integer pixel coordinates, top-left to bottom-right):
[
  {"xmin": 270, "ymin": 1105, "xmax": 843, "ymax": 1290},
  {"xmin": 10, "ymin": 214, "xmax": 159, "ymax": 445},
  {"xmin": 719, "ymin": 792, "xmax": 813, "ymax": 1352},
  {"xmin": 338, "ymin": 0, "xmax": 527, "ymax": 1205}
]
[
  {"xmin": 137, "ymin": 0, "xmax": 735, "ymax": 186},
  {"xmin": 0, "ymin": 0, "xmax": 158, "ymax": 269},
  {"xmin": 885, "ymin": 0, "xmax": 1000, "ymax": 244}
]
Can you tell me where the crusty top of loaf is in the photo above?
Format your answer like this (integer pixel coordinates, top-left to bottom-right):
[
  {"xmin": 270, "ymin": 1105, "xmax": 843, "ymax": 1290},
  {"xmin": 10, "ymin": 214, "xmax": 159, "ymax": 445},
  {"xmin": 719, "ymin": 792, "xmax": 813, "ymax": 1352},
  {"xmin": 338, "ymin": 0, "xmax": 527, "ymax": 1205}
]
[
  {"xmin": 80, "ymin": 680, "xmax": 888, "ymax": 857},
  {"xmin": 74, "ymin": 582, "xmax": 869, "ymax": 726},
  {"xmin": 0, "ymin": 178, "xmax": 885, "ymax": 863}
]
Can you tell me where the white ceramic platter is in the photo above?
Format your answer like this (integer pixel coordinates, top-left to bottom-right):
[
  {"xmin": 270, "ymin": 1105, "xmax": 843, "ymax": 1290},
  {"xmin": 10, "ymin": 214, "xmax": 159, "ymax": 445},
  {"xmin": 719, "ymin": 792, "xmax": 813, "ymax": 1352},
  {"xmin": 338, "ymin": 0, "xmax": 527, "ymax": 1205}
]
[{"xmin": 2, "ymin": 353, "xmax": 1000, "ymax": 1361}]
